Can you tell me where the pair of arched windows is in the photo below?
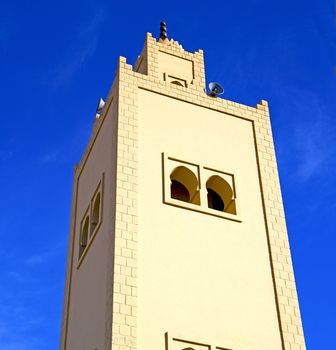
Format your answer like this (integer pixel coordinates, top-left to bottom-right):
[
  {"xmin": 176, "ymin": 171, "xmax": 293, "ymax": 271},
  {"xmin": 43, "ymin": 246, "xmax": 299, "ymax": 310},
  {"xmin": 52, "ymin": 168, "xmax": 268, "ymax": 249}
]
[
  {"xmin": 79, "ymin": 186, "xmax": 102, "ymax": 261},
  {"xmin": 170, "ymin": 166, "xmax": 236, "ymax": 215}
]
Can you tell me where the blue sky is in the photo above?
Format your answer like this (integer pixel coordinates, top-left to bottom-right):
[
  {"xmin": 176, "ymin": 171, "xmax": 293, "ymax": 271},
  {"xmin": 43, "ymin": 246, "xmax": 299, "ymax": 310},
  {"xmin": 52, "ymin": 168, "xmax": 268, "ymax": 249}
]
[{"xmin": 0, "ymin": 0, "xmax": 335, "ymax": 348}]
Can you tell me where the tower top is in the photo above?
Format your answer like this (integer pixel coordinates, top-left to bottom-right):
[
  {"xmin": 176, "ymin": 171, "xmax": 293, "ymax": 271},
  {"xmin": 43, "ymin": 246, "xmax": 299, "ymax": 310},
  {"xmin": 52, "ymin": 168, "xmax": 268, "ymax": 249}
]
[{"xmin": 160, "ymin": 21, "xmax": 168, "ymax": 41}]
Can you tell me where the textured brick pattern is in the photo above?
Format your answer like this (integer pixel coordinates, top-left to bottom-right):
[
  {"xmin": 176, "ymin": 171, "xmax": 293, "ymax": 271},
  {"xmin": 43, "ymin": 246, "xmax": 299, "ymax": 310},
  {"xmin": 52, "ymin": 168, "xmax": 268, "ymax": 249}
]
[
  {"xmin": 255, "ymin": 101, "xmax": 306, "ymax": 350},
  {"xmin": 135, "ymin": 33, "xmax": 206, "ymax": 93},
  {"xmin": 111, "ymin": 57, "xmax": 138, "ymax": 350}
]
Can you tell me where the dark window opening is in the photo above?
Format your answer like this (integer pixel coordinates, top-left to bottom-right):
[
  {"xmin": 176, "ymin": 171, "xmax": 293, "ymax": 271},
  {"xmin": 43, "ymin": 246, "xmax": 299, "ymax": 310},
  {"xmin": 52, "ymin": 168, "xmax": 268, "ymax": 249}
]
[
  {"xmin": 206, "ymin": 175, "xmax": 236, "ymax": 215},
  {"xmin": 207, "ymin": 188, "xmax": 224, "ymax": 211},
  {"xmin": 91, "ymin": 192, "xmax": 101, "ymax": 236},
  {"xmin": 171, "ymin": 80, "xmax": 184, "ymax": 87},
  {"xmin": 170, "ymin": 166, "xmax": 200, "ymax": 205},
  {"xmin": 79, "ymin": 216, "xmax": 89, "ymax": 259},
  {"xmin": 171, "ymin": 179, "xmax": 190, "ymax": 202}
]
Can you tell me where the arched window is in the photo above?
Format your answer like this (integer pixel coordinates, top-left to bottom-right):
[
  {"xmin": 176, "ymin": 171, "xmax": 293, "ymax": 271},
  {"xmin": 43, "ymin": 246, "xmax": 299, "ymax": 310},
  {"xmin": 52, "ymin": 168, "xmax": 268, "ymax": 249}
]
[
  {"xmin": 170, "ymin": 80, "xmax": 184, "ymax": 87},
  {"xmin": 170, "ymin": 166, "xmax": 200, "ymax": 205},
  {"xmin": 206, "ymin": 175, "xmax": 236, "ymax": 214},
  {"xmin": 79, "ymin": 216, "xmax": 89, "ymax": 259},
  {"xmin": 91, "ymin": 192, "xmax": 101, "ymax": 236}
]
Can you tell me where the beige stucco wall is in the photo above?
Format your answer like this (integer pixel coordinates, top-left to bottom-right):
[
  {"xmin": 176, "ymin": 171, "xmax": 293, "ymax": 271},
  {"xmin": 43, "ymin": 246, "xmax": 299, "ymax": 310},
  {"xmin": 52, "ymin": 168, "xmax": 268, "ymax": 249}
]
[
  {"xmin": 61, "ymin": 33, "xmax": 306, "ymax": 350},
  {"xmin": 158, "ymin": 51, "xmax": 194, "ymax": 83},
  {"xmin": 137, "ymin": 89, "xmax": 282, "ymax": 350},
  {"xmin": 62, "ymin": 99, "xmax": 118, "ymax": 350}
]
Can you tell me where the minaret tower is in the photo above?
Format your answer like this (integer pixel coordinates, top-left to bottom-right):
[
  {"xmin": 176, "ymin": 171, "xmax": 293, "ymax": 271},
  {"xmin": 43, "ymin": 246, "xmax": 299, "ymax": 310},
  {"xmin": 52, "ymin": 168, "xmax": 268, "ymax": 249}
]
[{"xmin": 60, "ymin": 23, "xmax": 306, "ymax": 350}]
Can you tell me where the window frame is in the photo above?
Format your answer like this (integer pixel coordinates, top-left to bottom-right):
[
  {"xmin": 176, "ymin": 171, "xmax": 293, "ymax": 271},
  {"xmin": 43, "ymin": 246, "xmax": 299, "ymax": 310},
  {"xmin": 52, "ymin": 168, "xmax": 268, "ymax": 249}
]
[
  {"xmin": 203, "ymin": 167, "xmax": 238, "ymax": 216},
  {"xmin": 162, "ymin": 153, "xmax": 242, "ymax": 222},
  {"xmin": 164, "ymin": 73, "xmax": 188, "ymax": 88},
  {"xmin": 90, "ymin": 180, "xmax": 103, "ymax": 238},
  {"xmin": 77, "ymin": 173, "xmax": 104, "ymax": 268},
  {"xmin": 78, "ymin": 206, "xmax": 90, "ymax": 260},
  {"xmin": 170, "ymin": 165, "xmax": 201, "ymax": 205},
  {"xmin": 164, "ymin": 332, "xmax": 233, "ymax": 350}
]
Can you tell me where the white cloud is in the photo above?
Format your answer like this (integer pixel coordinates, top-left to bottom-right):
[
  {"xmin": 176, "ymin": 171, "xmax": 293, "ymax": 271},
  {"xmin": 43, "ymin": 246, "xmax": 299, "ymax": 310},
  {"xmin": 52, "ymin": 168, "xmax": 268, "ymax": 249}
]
[
  {"xmin": 0, "ymin": 337, "xmax": 46, "ymax": 350},
  {"xmin": 52, "ymin": 8, "xmax": 106, "ymax": 86},
  {"xmin": 24, "ymin": 252, "xmax": 51, "ymax": 266},
  {"xmin": 294, "ymin": 121, "xmax": 334, "ymax": 180},
  {"xmin": 276, "ymin": 87, "xmax": 336, "ymax": 181},
  {"xmin": 38, "ymin": 152, "xmax": 58, "ymax": 164},
  {"xmin": 24, "ymin": 242, "xmax": 65, "ymax": 266}
]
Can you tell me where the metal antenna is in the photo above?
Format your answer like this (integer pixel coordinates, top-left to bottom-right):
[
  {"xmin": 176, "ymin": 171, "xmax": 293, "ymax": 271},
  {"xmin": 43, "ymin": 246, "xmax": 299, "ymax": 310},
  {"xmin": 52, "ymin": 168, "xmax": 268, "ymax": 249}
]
[{"xmin": 160, "ymin": 21, "xmax": 167, "ymax": 40}]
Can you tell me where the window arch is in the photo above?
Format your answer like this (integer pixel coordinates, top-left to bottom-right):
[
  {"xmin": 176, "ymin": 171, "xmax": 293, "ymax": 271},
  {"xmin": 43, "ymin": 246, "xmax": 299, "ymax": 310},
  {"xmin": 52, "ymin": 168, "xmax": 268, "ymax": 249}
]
[
  {"xmin": 91, "ymin": 192, "xmax": 101, "ymax": 236},
  {"xmin": 79, "ymin": 216, "xmax": 89, "ymax": 259},
  {"xmin": 170, "ymin": 80, "xmax": 184, "ymax": 87},
  {"xmin": 206, "ymin": 175, "xmax": 236, "ymax": 214},
  {"xmin": 170, "ymin": 166, "xmax": 200, "ymax": 205}
]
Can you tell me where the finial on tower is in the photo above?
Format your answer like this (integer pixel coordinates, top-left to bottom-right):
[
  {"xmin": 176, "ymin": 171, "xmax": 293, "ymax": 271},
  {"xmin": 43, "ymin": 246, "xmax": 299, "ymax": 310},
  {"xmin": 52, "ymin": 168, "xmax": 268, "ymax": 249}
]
[{"xmin": 160, "ymin": 21, "xmax": 168, "ymax": 40}]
